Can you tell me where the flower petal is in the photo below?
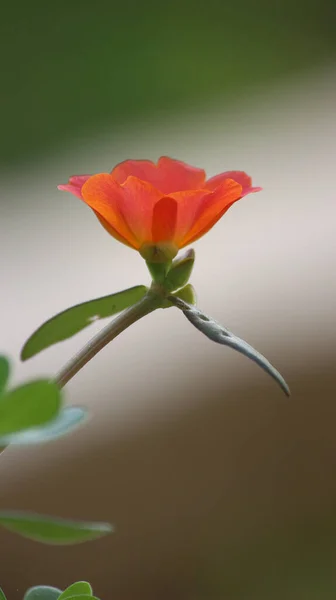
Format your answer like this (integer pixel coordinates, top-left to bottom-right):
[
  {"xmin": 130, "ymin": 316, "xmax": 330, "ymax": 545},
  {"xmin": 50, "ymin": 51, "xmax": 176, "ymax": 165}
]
[
  {"xmin": 58, "ymin": 175, "xmax": 91, "ymax": 199},
  {"xmin": 81, "ymin": 174, "xmax": 139, "ymax": 248},
  {"xmin": 206, "ymin": 170, "xmax": 261, "ymax": 196},
  {"xmin": 180, "ymin": 179, "xmax": 243, "ymax": 247},
  {"xmin": 111, "ymin": 157, "xmax": 206, "ymax": 194},
  {"xmin": 93, "ymin": 212, "xmax": 138, "ymax": 248},
  {"xmin": 111, "ymin": 159, "xmax": 157, "ymax": 185},
  {"xmin": 59, "ymin": 162, "xmax": 261, "ymax": 254},
  {"xmin": 57, "ymin": 183, "xmax": 83, "ymax": 198},
  {"xmin": 164, "ymin": 189, "xmax": 210, "ymax": 245},
  {"xmin": 120, "ymin": 176, "xmax": 162, "ymax": 243},
  {"xmin": 69, "ymin": 174, "xmax": 92, "ymax": 187},
  {"xmin": 151, "ymin": 197, "xmax": 178, "ymax": 243},
  {"xmin": 155, "ymin": 157, "xmax": 206, "ymax": 193}
]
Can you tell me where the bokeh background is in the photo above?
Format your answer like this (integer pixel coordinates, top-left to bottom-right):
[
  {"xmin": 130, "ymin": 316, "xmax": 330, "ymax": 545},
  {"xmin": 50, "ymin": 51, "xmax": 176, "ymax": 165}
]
[{"xmin": 1, "ymin": 1, "xmax": 336, "ymax": 598}]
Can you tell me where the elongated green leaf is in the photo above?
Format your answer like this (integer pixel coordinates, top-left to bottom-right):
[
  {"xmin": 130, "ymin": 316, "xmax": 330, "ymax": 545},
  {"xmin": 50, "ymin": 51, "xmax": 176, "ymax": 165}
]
[
  {"xmin": 0, "ymin": 511, "xmax": 113, "ymax": 544},
  {"xmin": 0, "ymin": 356, "xmax": 10, "ymax": 396},
  {"xmin": 0, "ymin": 588, "xmax": 7, "ymax": 600},
  {"xmin": 0, "ymin": 406, "xmax": 87, "ymax": 446},
  {"xmin": 21, "ymin": 285, "xmax": 148, "ymax": 360},
  {"xmin": 170, "ymin": 297, "xmax": 290, "ymax": 397},
  {"xmin": 0, "ymin": 380, "xmax": 62, "ymax": 436},
  {"xmin": 58, "ymin": 582, "xmax": 92, "ymax": 599},
  {"xmin": 23, "ymin": 586, "xmax": 62, "ymax": 600}
]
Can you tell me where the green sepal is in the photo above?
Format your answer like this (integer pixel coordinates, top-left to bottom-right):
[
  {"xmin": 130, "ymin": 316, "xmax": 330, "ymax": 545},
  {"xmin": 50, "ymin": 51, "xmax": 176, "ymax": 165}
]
[
  {"xmin": 146, "ymin": 260, "xmax": 172, "ymax": 284},
  {"xmin": 164, "ymin": 249, "xmax": 195, "ymax": 292},
  {"xmin": 171, "ymin": 284, "xmax": 197, "ymax": 305},
  {"xmin": 0, "ymin": 588, "xmax": 7, "ymax": 600},
  {"xmin": 140, "ymin": 242, "xmax": 178, "ymax": 263}
]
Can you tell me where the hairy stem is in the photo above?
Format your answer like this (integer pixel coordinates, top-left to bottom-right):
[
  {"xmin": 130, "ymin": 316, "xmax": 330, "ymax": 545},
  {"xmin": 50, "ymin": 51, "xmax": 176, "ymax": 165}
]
[{"xmin": 55, "ymin": 292, "xmax": 162, "ymax": 388}]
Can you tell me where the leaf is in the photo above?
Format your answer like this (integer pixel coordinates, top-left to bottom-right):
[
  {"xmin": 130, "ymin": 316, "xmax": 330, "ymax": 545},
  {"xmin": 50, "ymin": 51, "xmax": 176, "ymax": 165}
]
[
  {"xmin": 170, "ymin": 297, "xmax": 290, "ymax": 397},
  {"xmin": 60, "ymin": 597, "xmax": 99, "ymax": 600},
  {"xmin": 0, "ymin": 356, "xmax": 10, "ymax": 396},
  {"xmin": 23, "ymin": 586, "xmax": 62, "ymax": 600},
  {"xmin": 58, "ymin": 582, "xmax": 92, "ymax": 599},
  {"xmin": 0, "ymin": 511, "xmax": 114, "ymax": 545},
  {"xmin": 21, "ymin": 285, "xmax": 148, "ymax": 360},
  {"xmin": 0, "ymin": 380, "xmax": 62, "ymax": 436},
  {"xmin": 0, "ymin": 588, "xmax": 7, "ymax": 600},
  {"xmin": 59, "ymin": 597, "xmax": 99, "ymax": 600},
  {"xmin": 0, "ymin": 406, "xmax": 88, "ymax": 446}
]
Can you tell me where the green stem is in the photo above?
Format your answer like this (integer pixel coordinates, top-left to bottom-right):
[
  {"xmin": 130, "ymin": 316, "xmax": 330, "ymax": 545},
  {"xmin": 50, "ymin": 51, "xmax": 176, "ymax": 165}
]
[{"xmin": 55, "ymin": 292, "xmax": 162, "ymax": 389}]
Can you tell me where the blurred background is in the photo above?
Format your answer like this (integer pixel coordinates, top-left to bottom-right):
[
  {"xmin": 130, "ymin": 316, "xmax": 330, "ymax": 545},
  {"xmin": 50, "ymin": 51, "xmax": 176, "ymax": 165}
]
[{"xmin": 1, "ymin": 1, "xmax": 336, "ymax": 598}]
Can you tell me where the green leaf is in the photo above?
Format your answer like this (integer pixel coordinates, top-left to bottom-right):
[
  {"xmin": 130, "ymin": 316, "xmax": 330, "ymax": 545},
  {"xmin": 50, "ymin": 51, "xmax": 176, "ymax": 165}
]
[
  {"xmin": 58, "ymin": 582, "xmax": 92, "ymax": 599},
  {"xmin": 0, "ymin": 356, "xmax": 10, "ymax": 395},
  {"xmin": 170, "ymin": 297, "xmax": 290, "ymax": 397},
  {"xmin": 0, "ymin": 406, "xmax": 87, "ymax": 446},
  {"xmin": 59, "ymin": 596, "xmax": 99, "ymax": 600},
  {"xmin": 23, "ymin": 586, "xmax": 62, "ymax": 600},
  {"xmin": 0, "ymin": 380, "xmax": 62, "ymax": 436},
  {"xmin": 21, "ymin": 285, "xmax": 148, "ymax": 360},
  {"xmin": 0, "ymin": 588, "xmax": 7, "ymax": 600},
  {"xmin": 0, "ymin": 511, "xmax": 114, "ymax": 545}
]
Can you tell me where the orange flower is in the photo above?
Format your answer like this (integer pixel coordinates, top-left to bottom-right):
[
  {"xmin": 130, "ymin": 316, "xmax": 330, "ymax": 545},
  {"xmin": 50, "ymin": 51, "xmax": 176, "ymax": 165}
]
[{"xmin": 58, "ymin": 157, "xmax": 261, "ymax": 261}]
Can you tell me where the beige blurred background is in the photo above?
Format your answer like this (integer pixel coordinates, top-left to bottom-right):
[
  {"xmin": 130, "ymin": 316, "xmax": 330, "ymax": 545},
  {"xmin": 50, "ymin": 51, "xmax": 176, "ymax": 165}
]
[
  {"xmin": 1, "ymin": 66, "xmax": 336, "ymax": 599},
  {"xmin": 1, "ymin": 2, "xmax": 336, "ymax": 597}
]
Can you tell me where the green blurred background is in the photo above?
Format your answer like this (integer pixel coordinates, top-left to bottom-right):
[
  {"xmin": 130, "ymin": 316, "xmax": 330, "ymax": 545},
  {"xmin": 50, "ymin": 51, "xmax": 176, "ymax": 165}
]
[
  {"xmin": 1, "ymin": 1, "xmax": 336, "ymax": 599},
  {"xmin": 1, "ymin": 0, "xmax": 335, "ymax": 167}
]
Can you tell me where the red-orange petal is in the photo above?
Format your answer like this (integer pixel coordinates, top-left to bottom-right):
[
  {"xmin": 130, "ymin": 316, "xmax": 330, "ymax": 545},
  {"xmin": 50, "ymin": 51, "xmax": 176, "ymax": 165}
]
[
  {"xmin": 69, "ymin": 174, "xmax": 92, "ymax": 187},
  {"xmin": 151, "ymin": 197, "xmax": 178, "ymax": 243},
  {"xmin": 81, "ymin": 174, "xmax": 139, "ymax": 248},
  {"xmin": 206, "ymin": 171, "xmax": 262, "ymax": 197},
  {"xmin": 180, "ymin": 179, "xmax": 243, "ymax": 247},
  {"xmin": 111, "ymin": 156, "xmax": 206, "ymax": 194},
  {"xmin": 93, "ymin": 212, "xmax": 138, "ymax": 249},
  {"xmin": 58, "ymin": 175, "xmax": 91, "ymax": 199},
  {"xmin": 205, "ymin": 170, "xmax": 252, "ymax": 192},
  {"xmin": 155, "ymin": 157, "xmax": 206, "ymax": 193},
  {"xmin": 57, "ymin": 183, "xmax": 83, "ymax": 198},
  {"xmin": 119, "ymin": 176, "xmax": 162, "ymax": 244},
  {"xmin": 111, "ymin": 160, "xmax": 157, "ymax": 186},
  {"xmin": 162, "ymin": 189, "xmax": 210, "ymax": 246}
]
